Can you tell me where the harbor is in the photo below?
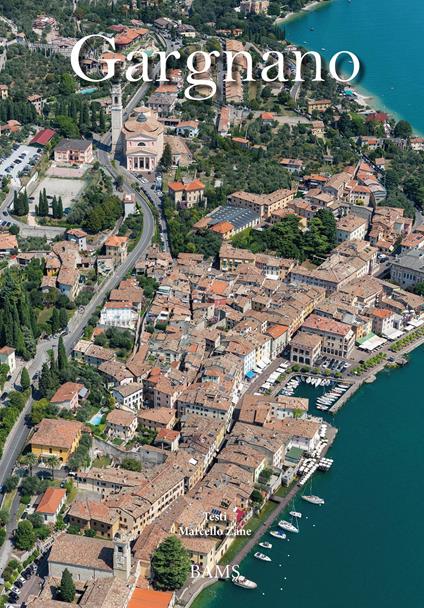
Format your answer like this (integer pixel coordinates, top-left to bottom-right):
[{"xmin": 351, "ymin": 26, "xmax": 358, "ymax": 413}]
[{"xmin": 192, "ymin": 345, "xmax": 424, "ymax": 608}]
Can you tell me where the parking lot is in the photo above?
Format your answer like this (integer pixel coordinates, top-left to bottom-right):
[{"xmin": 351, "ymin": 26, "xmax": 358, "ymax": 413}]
[{"xmin": 0, "ymin": 145, "xmax": 41, "ymax": 188}]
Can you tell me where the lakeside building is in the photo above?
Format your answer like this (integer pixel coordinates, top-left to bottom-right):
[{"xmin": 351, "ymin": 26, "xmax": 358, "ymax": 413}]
[{"xmin": 300, "ymin": 314, "xmax": 355, "ymax": 359}]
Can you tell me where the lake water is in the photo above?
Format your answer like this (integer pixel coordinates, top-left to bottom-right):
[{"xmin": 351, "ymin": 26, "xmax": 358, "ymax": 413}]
[
  {"xmin": 195, "ymin": 347, "xmax": 424, "ymax": 607},
  {"xmin": 283, "ymin": 0, "xmax": 424, "ymax": 133}
]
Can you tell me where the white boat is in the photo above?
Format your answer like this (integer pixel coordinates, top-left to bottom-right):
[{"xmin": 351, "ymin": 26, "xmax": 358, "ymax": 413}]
[
  {"xmin": 306, "ymin": 377, "xmax": 311, "ymax": 384},
  {"xmin": 302, "ymin": 495, "xmax": 325, "ymax": 506},
  {"xmin": 316, "ymin": 405, "xmax": 329, "ymax": 411},
  {"xmin": 232, "ymin": 575, "xmax": 257, "ymax": 589},
  {"xmin": 289, "ymin": 510, "xmax": 302, "ymax": 519},
  {"xmin": 270, "ymin": 529, "xmax": 286, "ymax": 540},
  {"xmin": 254, "ymin": 551, "xmax": 271, "ymax": 562},
  {"xmin": 259, "ymin": 541, "xmax": 272, "ymax": 549},
  {"xmin": 278, "ymin": 520, "xmax": 299, "ymax": 533}
]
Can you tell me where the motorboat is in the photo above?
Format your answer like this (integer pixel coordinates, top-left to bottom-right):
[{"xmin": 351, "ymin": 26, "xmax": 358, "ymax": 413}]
[
  {"xmin": 232, "ymin": 575, "xmax": 257, "ymax": 589},
  {"xmin": 289, "ymin": 511, "xmax": 302, "ymax": 519},
  {"xmin": 270, "ymin": 529, "xmax": 286, "ymax": 540},
  {"xmin": 278, "ymin": 520, "xmax": 299, "ymax": 533},
  {"xmin": 254, "ymin": 551, "xmax": 271, "ymax": 562},
  {"xmin": 302, "ymin": 495, "xmax": 325, "ymax": 506},
  {"xmin": 259, "ymin": 541, "xmax": 272, "ymax": 549}
]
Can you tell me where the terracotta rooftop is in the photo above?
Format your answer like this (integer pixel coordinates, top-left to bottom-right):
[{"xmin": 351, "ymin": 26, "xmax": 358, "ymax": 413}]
[
  {"xmin": 36, "ymin": 487, "xmax": 66, "ymax": 514},
  {"xmin": 31, "ymin": 418, "xmax": 83, "ymax": 450}
]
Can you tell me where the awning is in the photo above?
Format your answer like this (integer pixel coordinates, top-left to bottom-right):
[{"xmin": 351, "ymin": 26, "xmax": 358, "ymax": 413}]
[
  {"xmin": 358, "ymin": 335, "xmax": 387, "ymax": 351},
  {"xmin": 382, "ymin": 328, "xmax": 403, "ymax": 340}
]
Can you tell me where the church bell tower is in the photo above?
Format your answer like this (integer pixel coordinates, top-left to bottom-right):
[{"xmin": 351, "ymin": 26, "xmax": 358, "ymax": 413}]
[{"xmin": 111, "ymin": 81, "xmax": 123, "ymax": 156}]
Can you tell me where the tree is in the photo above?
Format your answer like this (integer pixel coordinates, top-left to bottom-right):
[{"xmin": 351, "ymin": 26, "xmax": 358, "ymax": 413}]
[
  {"xmin": 20, "ymin": 452, "xmax": 38, "ymax": 476},
  {"xmin": 59, "ymin": 568, "xmax": 75, "ymax": 602},
  {"xmin": 394, "ymin": 120, "xmax": 412, "ymax": 139},
  {"xmin": 0, "ymin": 509, "xmax": 9, "ymax": 527},
  {"xmin": 57, "ymin": 336, "xmax": 68, "ymax": 375},
  {"xmin": 46, "ymin": 455, "xmax": 60, "ymax": 480},
  {"xmin": 250, "ymin": 489, "xmax": 264, "ymax": 505},
  {"xmin": 161, "ymin": 143, "xmax": 173, "ymax": 170},
  {"xmin": 0, "ymin": 527, "xmax": 6, "ymax": 547},
  {"xmin": 3, "ymin": 476, "xmax": 19, "ymax": 492},
  {"xmin": 151, "ymin": 536, "xmax": 191, "ymax": 591},
  {"xmin": 59, "ymin": 308, "xmax": 68, "ymax": 330},
  {"xmin": 121, "ymin": 458, "xmax": 141, "ymax": 472},
  {"xmin": 14, "ymin": 520, "xmax": 35, "ymax": 550},
  {"xmin": 20, "ymin": 367, "xmax": 30, "ymax": 391}
]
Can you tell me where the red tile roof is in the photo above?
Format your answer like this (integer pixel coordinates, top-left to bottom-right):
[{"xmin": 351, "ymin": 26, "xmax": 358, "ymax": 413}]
[
  {"xmin": 30, "ymin": 128, "xmax": 56, "ymax": 146},
  {"xmin": 36, "ymin": 487, "xmax": 66, "ymax": 514}
]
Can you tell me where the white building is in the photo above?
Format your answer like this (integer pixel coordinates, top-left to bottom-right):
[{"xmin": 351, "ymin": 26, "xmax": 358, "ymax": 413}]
[
  {"xmin": 100, "ymin": 302, "xmax": 138, "ymax": 330},
  {"xmin": 0, "ymin": 346, "xmax": 16, "ymax": 374},
  {"xmin": 336, "ymin": 214, "xmax": 368, "ymax": 243},
  {"xmin": 112, "ymin": 382, "xmax": 144, "ymax": 410}
]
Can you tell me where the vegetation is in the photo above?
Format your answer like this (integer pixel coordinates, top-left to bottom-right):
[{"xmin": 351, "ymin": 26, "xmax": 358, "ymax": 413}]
[
  {"xmin": 67, "ymin": 170, "xmax": 122, "ymax": 233},
  {"xmin": 59, "ymin": 569, "xmax": 75, "ymax": 603},
  {"xmin": 390, "ymin": 326, "xmax": 424, "ymax": 353},
  {"xmin": 14, "ymin": 520, "xmax": 35, "ymax": 551},
  {"xmin": 151, "ymin": 536, "xmax": 192, "ymax": 591},
  {"xmin": 352, "ymin": 353, "xmax": 387, "ymax": 375},
  {"xmin": 67, "ymin": 432, "xmax": 92, "ymax": 471},
  {"xmin": 232, "ymin": 209, "xmax": 337, "ymax": 263},
  {"xmin": 121, "ymin": 458, "xmax": 142, "ymax": 472}
]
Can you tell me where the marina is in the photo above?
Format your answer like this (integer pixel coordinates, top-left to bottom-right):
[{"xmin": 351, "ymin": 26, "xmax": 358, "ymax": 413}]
[{"xmin": 193, "ymin": 347, "xmax": 424, "ymax": 608}]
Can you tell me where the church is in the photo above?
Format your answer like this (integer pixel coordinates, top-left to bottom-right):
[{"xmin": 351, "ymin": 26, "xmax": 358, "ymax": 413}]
[
  {"xmin": 122, "ymin": 106, "xmax": 164, "ymax": 174},
  {"xmin": 110, "ymin": 83, "xmax": 164, "ymax": 174}
]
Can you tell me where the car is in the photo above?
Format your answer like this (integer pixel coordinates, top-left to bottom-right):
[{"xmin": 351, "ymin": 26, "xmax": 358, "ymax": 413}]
[
  {"xmin": 14, "ymin": 580, "xmax": 23, "ymax": 589},
  {"xmin": 22, "ymin": 570, "xmax": 31, "ymax": 580}
]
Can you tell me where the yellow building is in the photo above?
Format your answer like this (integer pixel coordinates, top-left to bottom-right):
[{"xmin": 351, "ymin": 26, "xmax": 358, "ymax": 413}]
[{"xmin": 30, "ymin": 418, "xmax": 83, "ymax": 464}]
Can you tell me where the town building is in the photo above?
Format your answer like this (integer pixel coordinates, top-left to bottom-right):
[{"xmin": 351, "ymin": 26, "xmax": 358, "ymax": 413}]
[
  {"xmin": 290, "ymin": 332, "xmax": 322, "ymax": 366},
  {"xmin": 30, "ymin": 418, "xmax": 84, "ymax": 464},
  {"xmin": 300, "ymin": 314, "xmax": 355, "ymax": 359},
  {"xmin": 54, "ymin": 139, "xmax": 93, "ymax": 165},
  {"xmin": 106, "ymin": 409, "xmax": 138, "ymax": 442},
  {"xmin": 168, "ymin": 179, "xmax": 205, "ymax": 209},
  {"xmin": 0, "ymin": 346, "xmax": 16, "ymax": 374},
  {"xmin": 112, "ymin": 382, "xmax": 144, "ymax": 410},
  {"xmin": 50, "ymin": 382, "xmax": 85, "ymax": 411},
  {"xmin": 105, "ymin": 236, "xmax": 128, "ymax": 265},
  {"xmin": 36, "ymin": 487, "xmax": 66, "ymax": 524},
  {"xmin": 336, "ymin": 214, "xmax": 368, "ymax": 243}
]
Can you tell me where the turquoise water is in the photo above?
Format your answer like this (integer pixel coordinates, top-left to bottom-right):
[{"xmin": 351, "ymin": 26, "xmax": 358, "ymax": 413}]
[
  {"xmin": 79, "ymin": 87, "xmax": 98, "ymax": 95},
  {"xmin": 283, "ymin": 0, "xmax": 424, "ymax": 134},
  {"xmin": 88, "ymin": 411, "xmax": 103, "ymax": 425},
  {"xmin": 196, "ymin": 346, "xmax": 424, "ymax": 607}
]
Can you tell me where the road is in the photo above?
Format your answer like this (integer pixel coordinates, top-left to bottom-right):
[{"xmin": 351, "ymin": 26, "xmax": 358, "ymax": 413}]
[{"xmin": 0, "ymin": 75, "xmax": 158, "ymax": 498}]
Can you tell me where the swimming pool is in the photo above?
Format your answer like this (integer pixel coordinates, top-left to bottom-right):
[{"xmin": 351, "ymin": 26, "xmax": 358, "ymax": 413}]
[{"xmin": 88, "ymin": 411, "xmax": 103, "ymax": 425}]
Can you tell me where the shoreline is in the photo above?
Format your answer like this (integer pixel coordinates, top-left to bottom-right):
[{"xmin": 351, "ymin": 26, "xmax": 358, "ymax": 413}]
[
  {"xmin": 185, "ymin": 337, "xmax": 424, "ymax": 607},
  {"xmin": 275, "ymin": 0, "xmax": 331, "ymax": 24},
  {"xmin": 276, "ymin": 0, "xmax": 422, "ymax": 135}
]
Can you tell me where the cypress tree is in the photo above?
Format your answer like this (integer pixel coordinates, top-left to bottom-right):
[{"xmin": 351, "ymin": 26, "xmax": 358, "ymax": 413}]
[
  {"xmin": 38, "ymin": 362, "xmax": 52, "ymax": 398},
  {"xmin": 59, "ymin": 308, "xmax": 68, "ymax": 330},
  {"xmin": 50, "ymin": 308, "xmax": 61, "ymax": 334},
  {"xmin": 58, "ymin": 336, "xmax": 68, "ymax": 373},
  {"xmin": 60, "ymin": 568, "xmax": 75, "ymax": 602},
  {"xmin": 99, "ymin": 106, "xmax": 106, "ymax": 131},
  {"xmin": 20, "ymin": 367, "xmax": 30, "ymax": 391},
  {"xmin": 57, "ymin": 196, "xmax": 63, "ymax": 219}
]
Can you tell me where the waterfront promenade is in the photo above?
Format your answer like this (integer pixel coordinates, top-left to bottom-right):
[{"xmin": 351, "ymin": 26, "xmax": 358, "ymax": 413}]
[{"xmin": 177, "ymin": 426, "xmax": 337, "ymax": 607}]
